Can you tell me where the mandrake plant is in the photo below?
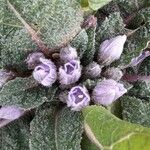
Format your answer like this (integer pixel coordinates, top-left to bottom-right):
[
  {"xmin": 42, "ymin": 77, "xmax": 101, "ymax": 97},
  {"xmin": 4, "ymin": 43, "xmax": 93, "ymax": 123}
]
[{"xmin": 0, "ymin": 0, "xmax": 150, "ymax": 150}]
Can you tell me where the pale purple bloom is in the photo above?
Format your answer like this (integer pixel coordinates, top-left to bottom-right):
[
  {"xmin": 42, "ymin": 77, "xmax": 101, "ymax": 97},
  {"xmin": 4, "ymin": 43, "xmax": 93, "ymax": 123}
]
[
  {"xmin": 0, "ymin": 106, "xmax": 24, "ymax": 120},
  {"xmin": 33, "ymin": 58, "xmax": 57, "ymax": 87},
  {"xmin": 0, "ymin": 70, "xmax": 15, "ymax": 88},
  {"xmin": 26, "ymin": 52, "xmax": 45, "ymax": 69},
  {"xmin": 59, "ymin": 60, "xmax": 81, "ymax": 85},
  {"xmin": 98, "ymin": 35, "xmax": 127, "ymax": 65},
  {"xmin": 67, "ymin": 86, "xmax": 90, "ymax": 111},
  {"xmin": 92, "ymin": 79, "xmax": 127, "ymax": 106},
  {"xmin": 130, "ymin": 51, "xmax": 150, "ymax": 67},
  {"xmin": 104, "ymin": 67, "xmax": 123, "ymax": 81},
  {"xmin": 84, "ymin": 62, "xmax": 101, "ymax": 79},
  {"xmin": 60, "ymin": 46, "xmax": 78, "ymax": 63}
]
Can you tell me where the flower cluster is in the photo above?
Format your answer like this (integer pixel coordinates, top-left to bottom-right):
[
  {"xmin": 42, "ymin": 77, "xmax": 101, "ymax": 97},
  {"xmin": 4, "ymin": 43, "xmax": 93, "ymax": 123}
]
[{"xmin": 25, "ymin": 35, "xmax": 127, "ymax": 111}]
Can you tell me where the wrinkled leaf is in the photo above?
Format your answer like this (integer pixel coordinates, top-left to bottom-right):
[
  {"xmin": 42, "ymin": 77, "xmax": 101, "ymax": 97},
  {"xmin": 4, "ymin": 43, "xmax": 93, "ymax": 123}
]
[
  {"xmin": 81, "ymin": 26, "xmax": 96, "ymax": 66},
  {"xmin": 138, "ymin": 55, "xmax": 150, "ymax": 75},
  {"xmin": 96, "ymin": 12, "xmax": 125, "ymax": 47},
  {"xmin": 128, "ymin": 81, "xmax": 150, "ymax": 101},
  {"xmin": 6, "ymin": 0, "xmax": 83, "ymax": 49},
  {"xmin": 30, "ymin": 106, "xmax": 83, "ymax": 150},
  {"xmin": 0, "ymin": 117, "xmax": 30, "ymax": 150},
  {"xmin": 119, "ymin": 8, "xmax": 150, "ymax": 66},
  {"xmin": 121, "ymin": 96, "xmax": 150, "ymax": 127},
  {"xmin": 1, "ymin": 28, "xmax": 37, "ymax": 72},
  {"xmin": 82, "ymin": 105, "xmax": 150, "ymax": 150},
  {"xmin": 0, "ymin": 76, "xmax": 58, "ymax": 109},
  {"xmin": 71, "ymin": 29, "xmax": 88, "ymax": 58}
]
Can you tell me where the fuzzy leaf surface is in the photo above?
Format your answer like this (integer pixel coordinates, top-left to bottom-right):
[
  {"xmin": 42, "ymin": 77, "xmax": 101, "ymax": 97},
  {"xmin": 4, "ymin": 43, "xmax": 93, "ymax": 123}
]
[
  {"xmin": 0, "ymin": 76, "xmax": 58, "ymax": 109},
  {"xmin": 0, "ymin": 117, "xmax": 30, "ymax": 150},
  {"xmin": 30, "ymin": 106, "xmax": 83, "ymax": 150},
  {"xmin": 121, "ymin": 96, "xmax": 150, "ymax": 127}
]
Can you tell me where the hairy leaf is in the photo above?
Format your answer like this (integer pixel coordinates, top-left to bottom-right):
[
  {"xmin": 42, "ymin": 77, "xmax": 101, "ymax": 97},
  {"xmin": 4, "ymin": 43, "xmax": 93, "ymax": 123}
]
[
  {"xmin": 81, "ymin": 26, "xmax": 96, "ymax": 66},
  {"xmin": 6, "ymin": 0, "xmax": 83, "ymax": 49},
  {"xmin": 121, "ymin": 96, "xmax": 150, "ymax": 127},
  {"xmin": 30, "ymin": 106, "xmax": 83, "ymax": 150},
  {"xmin": 82, "ymin": 105, "xmax": 150, "ymax": 150},
  {"xmin": 71, "ymin": 29, "xmax": 88, "ymax": 58},
  {"xmin": 0, "ymin": 117, "xmax": 30, "ymax": 150},
  {"xmin": 128, "ymin": 81, "xmax": 150, "ymax": 100},
  {"xmin": 138, "ymin": 55, "xmax": 150, "ymax": 75},
  {"xmin": 119, "ymin": 8, "xmax": 150, "ymax": 66},
  {"xmin": 0, "ymin": 76, "xmax": 58, "ymax": 109}
]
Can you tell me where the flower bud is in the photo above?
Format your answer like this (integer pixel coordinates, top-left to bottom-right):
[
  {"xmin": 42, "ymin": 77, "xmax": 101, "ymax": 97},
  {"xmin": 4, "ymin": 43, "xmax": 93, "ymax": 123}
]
[
  {"xmin": 103, "ymin": 67, "xmax": 123, "ymax": 81},
  {"xmin": 0, "ymin": 106, "xmax": 24, "ymax": 120},
  {"xmin": 130, "ymin": 51, "xmax": 150, "ymax": 67},
  {"xmin": 33, "ymin": 58, "xmax": 57, "ymax": 87},
  {"xmin": 92, "ymin": 79, "xmax": 127, "ymax": 106},
  {"xmin": 0, "ymin": 70, "xmax": 15, "ymax": 88},
  {"xmin": 58, "ymin": 60, "xmax": 81, "ymax": 85},
  {"xmin": 26, "ymin": 52, "xmax": 45, "ymax": 69},
  {"xmin": 97, "ymin": 35, "xmax": 127, "ymax": 66},
  {"xmin": 67, "ymin": 86, "xmax": 90, "ymax": 111},
  {"xmin": 83, "ymin": 62, "xmax": 101, "ymax": 79},
  {"xmin": 60, "ymin": 46, "xmax": 78, "ymax": 63}
]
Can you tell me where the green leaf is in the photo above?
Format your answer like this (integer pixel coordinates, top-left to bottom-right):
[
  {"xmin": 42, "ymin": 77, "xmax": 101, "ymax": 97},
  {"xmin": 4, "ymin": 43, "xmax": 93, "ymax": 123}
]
[
  {"xmin": 0, "ymin": 76, "xmax": 58, "ymax": 109},
  {"xmin": 128, "ymin": 81, "xmax": 150, "ymax": 101},
  {"xmin": 82, "ymin": 105, "xmax": 150, "ymax": 150},
  {"xmin": 71, "ymin": 29, "xmax": 88, "ymax": 58},
  {"xmin": 0, "ymin": 117, "xmax": 30, "ymax": 150},
  {"xmin": 81, "ymin": 0, "xmax": 112, "ymax": 11},
  {"xmin": 116, "ymin": 0, "xmax": 149, "ymax": 18},
  {"xmin": 1, "ymin": 28, "xmax": 37, "ymax": 72},
  {"xmin": 6, "ymin": 0, "xmax": 83, "ymax": 49},
  {"xmin": 96, "ymin": 12, "xmax": 125, "ymax": 46},
  {"xmin": 30, "ymin": 106, "xmax": 83, "ymax": 150},
  {"xmin": 121, "ymin": 96, "xmax": 150, "ymax": 127},
  {"xmin": 81, "ymin": 26, "xmax": 96, "ymax": 66},
  {"xmin": 138, "ymin": 55, "xmax": 150, "ymax": 75},
  {"xmin": 119, "ymin": 8, "xmax": 150, "ymax": 66}
]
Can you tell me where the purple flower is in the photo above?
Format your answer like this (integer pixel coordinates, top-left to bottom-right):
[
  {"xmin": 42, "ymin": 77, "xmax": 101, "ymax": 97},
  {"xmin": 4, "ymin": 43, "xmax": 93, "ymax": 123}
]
[
  {"xmin": 98, "ymin": 35, "xmax": 127, "ymax": 65},
  {"xmin": 33, "ymin": 58, "xmax": 57, "ymax": 87},
  {"xmin": 67, "ymin": 86, "xmax": 90, "ymax": 111},
  {"xmin": 92, "ymin": 79, "xmax": 127, "ymax": 106},
  {"xmin": 0, "ymin": 70, "xmax": 15, "ymax": 88},
  {"xmin": 84, "ymin": 62, "xmax": 101, "ymax": 79},
  {"xmin": 60, "ymin": 46, "xmax": 78, "ymax": 63},
  {"xmin": 0, "ymin": 106, "xmax": 24, "ymax": 120},
  {"xmin": 26, "ymin": 52, "xmax": 45, "ymax": 69},
  {"xmin": 58, "ymin": 60, "xmax": 81, "ymax": 85}
]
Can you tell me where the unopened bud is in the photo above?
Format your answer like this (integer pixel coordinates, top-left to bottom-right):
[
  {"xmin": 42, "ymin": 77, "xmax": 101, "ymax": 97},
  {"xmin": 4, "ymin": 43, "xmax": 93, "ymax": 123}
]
[
  {"xmin": 33, "ymin": 58, "xmax": 57, "ymax": 87},
  {"xmin": 60, "ymin": 46, "xmax": 78, "ymax": 63},
  {"xmin": 58, "ymin": 60, "xmax": 81, "ymax": 85},
  {"xmin": 26, "ymin": 52, "xmax": 45, "ymax": 69},
  {"xmin": 83, "ymin": 62, "xmax": 101, "ymax": 79},
  {"xmin": 104, "ymin": 67, "xmax": 123, "ymax": 81},
  {"xmin": 67, "ymin": 86, "xmax": 90, "ymax": 111},
  {"xmin": 92, "ymin": 79, "xmax": 127, "ymax": 106},
  {"xmin": 97, "ymin": 35, "xmax": 127, "ymax": 66}
]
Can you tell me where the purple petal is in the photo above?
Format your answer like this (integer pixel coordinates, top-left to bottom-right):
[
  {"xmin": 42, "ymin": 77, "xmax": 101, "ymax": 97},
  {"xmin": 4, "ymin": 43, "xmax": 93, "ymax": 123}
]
[{"xmin": 0, "ymin": 106, "xmax": 24, "ymax": 120}]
